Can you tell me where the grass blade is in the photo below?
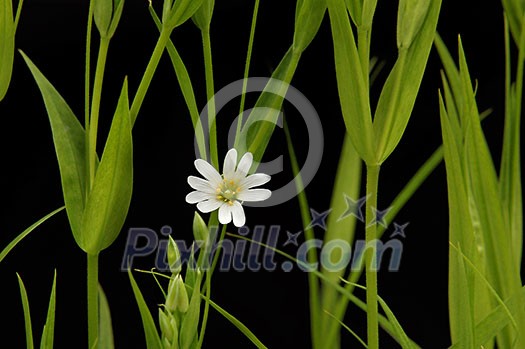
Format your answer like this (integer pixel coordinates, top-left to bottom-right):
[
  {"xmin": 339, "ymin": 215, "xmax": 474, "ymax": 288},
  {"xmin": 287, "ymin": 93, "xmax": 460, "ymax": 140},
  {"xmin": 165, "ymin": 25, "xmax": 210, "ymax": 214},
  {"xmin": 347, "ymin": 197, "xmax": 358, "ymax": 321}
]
[
  {"xmin": 128, "ymin": 269, "xmax": 162, "ymax": 349},
  {"xmin": 98, "ymin": 285, "xmax": 115, "ymax": 349},
  {"xmin": 0, "ymin": 207, "xmax": 64, "ymax": 264},
  {"xmin": 39, "ymin": 270, "xmax": 57, "ymax": 349},
  {"xmin": 17, "ymin": 274, "xmax": 34, "ymax": 349}
]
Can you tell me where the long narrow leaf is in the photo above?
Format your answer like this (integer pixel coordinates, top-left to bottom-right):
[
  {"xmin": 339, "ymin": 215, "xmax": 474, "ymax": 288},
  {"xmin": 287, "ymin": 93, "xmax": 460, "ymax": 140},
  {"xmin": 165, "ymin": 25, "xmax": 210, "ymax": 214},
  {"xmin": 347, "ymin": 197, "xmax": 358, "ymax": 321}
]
[
  {"xmin": 98, "ymin": 285, "xmax": 115, "ymax": 349},
  {"xmin": 0, "ymin": 207, "xmax": 64, "ymax": 264},
  {"xmin": 17, "ymin": 274, "xmax": 34, "ymax": 349},
  {"xmin": 81, "ymin": 80, "xmax": 133, "ymax": 254},
  {"xmin": 128, "ymin": 269, "xmax": 162, "ymax": 349},
  {"xmin": 39, "ymin": 270, "xmax": 57, "ymax": 349},
  {"xmin": 20, "ymin": 51, "xmax": 87, "ymax": 245}
]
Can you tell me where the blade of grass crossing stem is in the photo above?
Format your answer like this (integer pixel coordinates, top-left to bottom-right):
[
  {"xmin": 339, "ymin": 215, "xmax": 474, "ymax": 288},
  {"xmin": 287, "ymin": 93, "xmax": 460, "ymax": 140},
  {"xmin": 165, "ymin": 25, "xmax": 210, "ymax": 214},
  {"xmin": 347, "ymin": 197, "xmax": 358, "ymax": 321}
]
[
  {"xmin": 284, "ymin": 120, "xmax": 321, "ymax": 348},
  {"xmin": 323, "ymin": 311, "xmax": 367, "ymax": 348},
  {"xmin": 0, "ymin": 207, "xmax": 64, "ymax": 264},
  {"xmin": 373, "ymin": 0, "xmax": 442, "ymax": 163},
  {"xmin": 128, "ymin": 270, "xmax": 163, "ymax": 349},
  {"xmin": 228, "ymin": 233, "xmax": 421, "ymax": 348},
  {"xmin": 320, "ymin": 133, "xmax": 362, "ymax": 348},
  {"xmin": 40, "ymin": 270, "xmax": 57, "ymax": 349},
  {"xmin": 20, "ymin": 51, "xmax": 88, "ymax": 246},
  {"xmin": 148, "ymin": 5, "xmax": 207, "ymax": 161},
  {"xmin": 326, "ymin": 0, "xmax": 374, "ymax": 163},
  {"xmin": 98, "ymin": 285, "xmax": 115, "ymax": 349},
  {"xmin": 341, "ymin": 281, "xmax": 418, "ymax": 349},
  {"xmin": 449, "ymin": 242, "xmax": 518, "ymax": 333},
  {"xmin": 201, "ymin": 294, "xmax": 268, "ymax": 349},
  {"xmin": 458, "ymin": 286, "xmax": 525, "ymax": 348},
  {"xmin": 499, "ymin": 13, "xmax": 523, "ymax": 269},
  {"xmin": 17, "ymin": 274, "xmax": 34, "ymax": 349}
]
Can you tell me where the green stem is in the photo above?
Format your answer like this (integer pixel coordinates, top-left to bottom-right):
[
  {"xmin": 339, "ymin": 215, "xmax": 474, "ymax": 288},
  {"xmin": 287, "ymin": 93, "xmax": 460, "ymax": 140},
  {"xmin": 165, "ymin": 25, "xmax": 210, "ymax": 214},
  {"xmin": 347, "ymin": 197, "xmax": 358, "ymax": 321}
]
[
  {"xmin": 85, "ymin": 0, "xmax": 94, "ymax": 199},
  {"xmin": 88, "ymin": 37, "xmax": 110, "ymax": 188},
  {"xmin": 365, "ymin": 163, "xmax": 380, "ymax": 349},
  {"xmin": 202, "ymin": 28, "xmax": 218, "ymax": 168},
  {"xmin": 198, "ymin": 224, "xmax": 227, "ymax": 348},
  {"xmin": 130, "ymin": 27, "xmax": 172, "ymax": 126},
  {"xmin": 87, "ymin": 253, "xmax": 99, "ymax": 349},
  {"xmin": 284, "ymin": 120, "xmax": 321, "ymax": 348},
  {"xmin": 236, "ymin": 0, "xmax": 260, "ymax": 143}
]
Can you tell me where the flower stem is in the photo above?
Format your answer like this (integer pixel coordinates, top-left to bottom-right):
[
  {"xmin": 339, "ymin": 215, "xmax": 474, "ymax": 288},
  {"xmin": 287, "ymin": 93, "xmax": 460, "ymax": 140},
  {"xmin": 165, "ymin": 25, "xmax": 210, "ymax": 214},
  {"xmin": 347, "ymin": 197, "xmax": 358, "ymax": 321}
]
[
  {"xmin": 365, "ymin": 163, "xmax": 380, "ymax": 349},
  {"xmin": 202, "ymin": 28, "xmax": 218, "ymax": 169},
  {"xmin": 198, "ymin": 223, "xmax": 227, "ymax": 348},
  {"xmin": 88, "ymin": 36, "xmax": 110, "ymax": 188},
  {"xmin": 130, "ymin": 27, "xmax": 172, "ymax": 126},
  {"xmin": 87, "ymin": 253, "xmax": 99, "ymax": 348}
]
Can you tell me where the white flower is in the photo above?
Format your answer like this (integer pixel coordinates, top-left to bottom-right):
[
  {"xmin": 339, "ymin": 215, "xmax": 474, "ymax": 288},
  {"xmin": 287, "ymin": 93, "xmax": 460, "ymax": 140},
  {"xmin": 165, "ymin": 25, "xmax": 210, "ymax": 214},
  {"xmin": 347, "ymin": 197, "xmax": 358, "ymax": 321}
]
[{"xmin": 186, "ymin": 149, "xmax": 271, "ymax": 227}]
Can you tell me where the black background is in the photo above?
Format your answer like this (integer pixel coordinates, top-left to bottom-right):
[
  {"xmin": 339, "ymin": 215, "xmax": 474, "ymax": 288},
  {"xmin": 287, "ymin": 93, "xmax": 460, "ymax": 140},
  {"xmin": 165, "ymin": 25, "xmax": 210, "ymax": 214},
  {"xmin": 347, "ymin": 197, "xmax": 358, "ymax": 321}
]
[{"xmin": 0, "ymin": 0, "xmax": 519, "ymax": 348}]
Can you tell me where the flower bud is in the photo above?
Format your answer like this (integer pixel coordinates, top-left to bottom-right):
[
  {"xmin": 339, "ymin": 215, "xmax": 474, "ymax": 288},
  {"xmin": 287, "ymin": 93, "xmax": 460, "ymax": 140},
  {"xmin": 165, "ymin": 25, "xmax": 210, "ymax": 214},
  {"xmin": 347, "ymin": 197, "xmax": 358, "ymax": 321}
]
[
  {"xmin": 94, "ymin": 0, "xmax": 124, "ymax": 38},
  {"xmin": 166, "ymin": 275, "xmax": 189, "ymax": 313},
  {"xmin": 192, "ymin": 212, "xmax": 209, "ymax": 243},
  {"xmin": 167, "ymin": 236, "xmax": 182, "ymax": 275}
]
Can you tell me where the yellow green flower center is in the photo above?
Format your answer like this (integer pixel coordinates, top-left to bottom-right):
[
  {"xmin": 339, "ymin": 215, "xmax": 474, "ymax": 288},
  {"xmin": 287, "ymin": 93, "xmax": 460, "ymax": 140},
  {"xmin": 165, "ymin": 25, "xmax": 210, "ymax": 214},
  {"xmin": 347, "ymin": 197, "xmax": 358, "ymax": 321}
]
[{"xmin": 216, "ymin": 178, "xmax": 241, "ymax": 206}]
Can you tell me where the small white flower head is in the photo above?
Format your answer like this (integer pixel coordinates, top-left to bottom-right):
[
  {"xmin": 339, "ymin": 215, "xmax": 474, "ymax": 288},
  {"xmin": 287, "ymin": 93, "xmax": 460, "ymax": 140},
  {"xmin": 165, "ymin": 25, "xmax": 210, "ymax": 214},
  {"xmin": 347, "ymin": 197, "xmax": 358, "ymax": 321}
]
[{"xmin": 186, "ymin": 148, "xmax": 271, "ymax": 227}]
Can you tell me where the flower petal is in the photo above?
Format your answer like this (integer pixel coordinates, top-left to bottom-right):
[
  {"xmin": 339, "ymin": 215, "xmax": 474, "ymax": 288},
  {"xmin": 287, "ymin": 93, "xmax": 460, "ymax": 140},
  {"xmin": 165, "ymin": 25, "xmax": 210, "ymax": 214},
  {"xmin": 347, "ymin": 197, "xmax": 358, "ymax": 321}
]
[
  {"xmin": 240, "ymin": 173, "xmax": 271, "ymax": 189},
  {"xmin": 235, "ymin": 152, "xmax": 253, "ymax": 178},
  {"xmin": 194, "ymin": 159, "xmax": 222, "ymax": 186},
  {"xmin": 188, "ymin": 176, "xmax": 216, "ymax": 194},
  {"xmin": 197, "ymin": 199, "xmax": 223, "ymax": 213},
  {"xmin": 231, "ymin": 201, "xmax": 246, "ymax": 227},
  {"xmin": 223, "ymin": 148, "xmax": 237, "ymax": 177},
  {"xmin": 186, "ymin": 191, "xmax": 213, "ymax": 204},
  {"xmin": 237, "ymin": 188, "xmax": 271, "ymax": 202},
  {"xmin": 218, "ymin": 204, "xmax": 233, "ymax": 224}
]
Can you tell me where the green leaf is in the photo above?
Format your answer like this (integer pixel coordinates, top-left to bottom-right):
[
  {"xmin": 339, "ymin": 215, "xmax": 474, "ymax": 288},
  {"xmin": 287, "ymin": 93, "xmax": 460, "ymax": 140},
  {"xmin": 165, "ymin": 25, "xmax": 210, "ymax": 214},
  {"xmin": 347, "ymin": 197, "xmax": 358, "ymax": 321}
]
[
  {"xmin": 98, "ymin": 285, "xmax": 115, "ymax": 349},
  {"xmin": 293, "ymin": 0, "xmax": 326, "ymax": 53},
  {"xmin": 17, "ymin": 274, "xmax": 34, "ymax": 349},
  {"xmin": 501, "ymin": 0, "xmax": 524, "ymax": 45},
  {"xmin": 465, "ymin": 286, "xmax": 525, "ymax": 348},
  {"xmin": 499, "ymin": 12, "xmax": 523, "ymax": 270},
  {"xmin": 397, "ymin": 0, "xmax": 430, "ymax": 49},
  {"xmin": 327, "ymin": 0, "xmax": 374, "ymax": 163},
  {"xmin": 148, "ymin": 5, "xmax": 207, "ymax": 161},
  {"xmin": 319, "ymin": 133, "xmax": 362, "ymax": 345},
  {"xmin": 438, "ymin": 93, "xmax": 476, "ymax": 345},
  {"xmin": 0, "ymin": 207, "xmax": 64, "ymax": 264},
  {"xmin": 239, "ymin": 47, "xmax": 302, "ymax": 164},
  {"xmin": 40, "ymin": 270, "xmax": 57, "ymax": 349},
  {"xmin": 128, "ymin": 269, "xmax": 163, "ymax": 349},
  {"xmin": 20, "ymin": 51, "xmax": 87, "ymax": 247},
  {"xmin": 373, "ymin": 0, "xmax": 442, "ymax": 164},
  {"xmin": 0, "ymin": 0, "xmax": 15, "ymax": 101},
  {"xmin": 81, "ymin": 80, "xmax": 133, "ymax": 254}
]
